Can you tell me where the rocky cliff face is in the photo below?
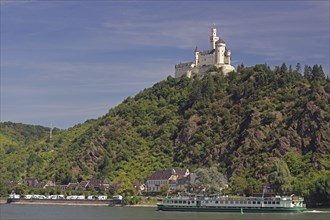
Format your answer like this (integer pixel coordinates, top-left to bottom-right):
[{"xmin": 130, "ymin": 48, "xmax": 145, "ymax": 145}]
[{"xmin": 172, "ymin": 66, "xmax": 329, "ymax": 182}]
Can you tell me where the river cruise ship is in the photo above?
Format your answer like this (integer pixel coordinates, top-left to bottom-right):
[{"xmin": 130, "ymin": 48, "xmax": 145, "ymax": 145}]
[{"xmin": 157, "ymin": 194, "xmax": 307, "ymax": 213}]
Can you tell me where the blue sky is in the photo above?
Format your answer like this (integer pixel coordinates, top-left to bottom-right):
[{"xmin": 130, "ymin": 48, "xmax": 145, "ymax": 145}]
[{"xmin": 1, "ymin": 0, "xmax": 329, "ymax": 129}]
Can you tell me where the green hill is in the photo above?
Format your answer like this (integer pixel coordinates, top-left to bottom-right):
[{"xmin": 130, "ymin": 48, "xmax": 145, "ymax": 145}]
[{"xmin": 1, "ymin": 63, "xmax": 329, "ymax": 203}]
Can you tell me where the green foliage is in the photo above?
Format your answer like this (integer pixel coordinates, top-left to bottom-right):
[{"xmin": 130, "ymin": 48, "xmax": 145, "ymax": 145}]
[
  {"xmin": 230, "ymin": 176, "xmax": 248, "ymax": 194},
  {"xmin": 268, "ymin": 159, "xmax": 293, "ymax": 193},
  {"xmin": 123, "ymin": 196, "xmax": 140, "ymax": 205},
  {"xmin": 310, "ymin": 173, "xmax": 330, "ymax": 204},
  {"xmin": 261, "ymin": 112, "xmax": 277, "ymax": 125},
  {"xmin": 160, "ymin": 184, "xmax": 169, "ymax": 196},
  {"xmin": 283, "ymin": 152, "xmax": 312, "ymax": 176},
  {"xmin": 117, "ymin": 182, "xmax": 136, "ymax": 197},
  {"xmin": 193, "ymin": 167, "xmax": 227, "ymax": 194},
  {"xmin": 0, "ymin": 186, "xmax": 11, "ymax": 197},
  {"xmin": 13, "ymin": 184, "xmax": 29, "ymax": 195}
]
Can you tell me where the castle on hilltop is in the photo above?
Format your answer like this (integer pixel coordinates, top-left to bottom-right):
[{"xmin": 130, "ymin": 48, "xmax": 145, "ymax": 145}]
[{"xmin": 175, "ymin": 25, "xmax": 235, "ymax": 78}]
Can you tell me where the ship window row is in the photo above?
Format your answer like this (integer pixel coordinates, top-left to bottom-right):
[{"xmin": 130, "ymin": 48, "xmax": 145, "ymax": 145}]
[
  {"xmin": 205, "ymin": 201, "xmax": 262, "ymax": 205},
  {"xmin": 165, "ymin": 200, "xmax": 195, "ymax": 204},
  {"xmin": 263, "ymin": 201, "xmax": 280, "ymax": 205}
]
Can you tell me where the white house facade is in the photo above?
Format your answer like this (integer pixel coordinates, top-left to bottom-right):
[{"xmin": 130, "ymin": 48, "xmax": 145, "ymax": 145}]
[{"xmin": 146, "ymin": 169, "xmax": 190, "ymax": 192}]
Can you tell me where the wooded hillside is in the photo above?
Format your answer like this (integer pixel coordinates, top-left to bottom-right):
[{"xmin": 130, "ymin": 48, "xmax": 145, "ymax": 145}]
[{"xmin": 1, "ymin": 63, "xmax": 329, "ymax": 203}]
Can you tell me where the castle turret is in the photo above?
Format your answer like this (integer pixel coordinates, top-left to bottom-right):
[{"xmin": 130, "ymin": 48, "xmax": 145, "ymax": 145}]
[
  {"xmin": 209, "ymin": 25, "xmax": 219, "ymax": 50},
  {"xmin": 225, "ymin": 48, "xmax": 231, "ymax": 65}
]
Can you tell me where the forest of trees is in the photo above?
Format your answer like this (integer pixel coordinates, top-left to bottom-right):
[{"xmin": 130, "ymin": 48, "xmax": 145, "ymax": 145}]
[{"xmin": 1, "ymin": 63, "xmax": 329, "ymax": 205}]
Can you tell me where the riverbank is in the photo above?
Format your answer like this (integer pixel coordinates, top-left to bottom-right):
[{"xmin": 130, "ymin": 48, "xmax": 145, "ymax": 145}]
[
  {"xmin": 126, "ymin": 204, "xmax": 157, "ymax": 208},
  {"xmin": 8, "ymin": 201, "xmax": 111, "ymax": 206},
  {"xmin": 8, "ymin": 202, "xmax": 157, "ymax": 208},
  {"xmin": 0, "ymin": 197, "xmax": 7, "ymax": 204},
  {"xmin": 7, "ymin": 198, "xmax": 121, "ymax": 206},
  {"xmin": 6, "ymin": 198, "xmax": 157, "ymax": 207}
]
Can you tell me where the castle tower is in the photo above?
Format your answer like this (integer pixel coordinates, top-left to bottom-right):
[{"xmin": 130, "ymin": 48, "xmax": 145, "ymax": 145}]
[
  {"xmin": 194, "ymin": 46, "xmax": 199, "ymax": 66},
  {"xmin": 209, "ymin": 25, "xmax": 219, "ymax": 50},
  {"xmin": 215, "ymin": 39, "xmax": 226, "ymax": 65}
]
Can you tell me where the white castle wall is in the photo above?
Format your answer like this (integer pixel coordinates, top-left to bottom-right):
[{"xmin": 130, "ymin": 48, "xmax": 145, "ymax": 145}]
[
  {"xmin": 175, "ymin": 62, "xmax": 195, "ymax": 78},
  {"xmin": 198, "ymin": 53, "xmax": 215, "ymax": 66}
]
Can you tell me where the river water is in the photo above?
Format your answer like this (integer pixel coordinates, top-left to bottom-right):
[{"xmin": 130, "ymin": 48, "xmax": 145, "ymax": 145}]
[{"xmin": 1, "ymin": 204, "xmax": 329, "ymax": 220}]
